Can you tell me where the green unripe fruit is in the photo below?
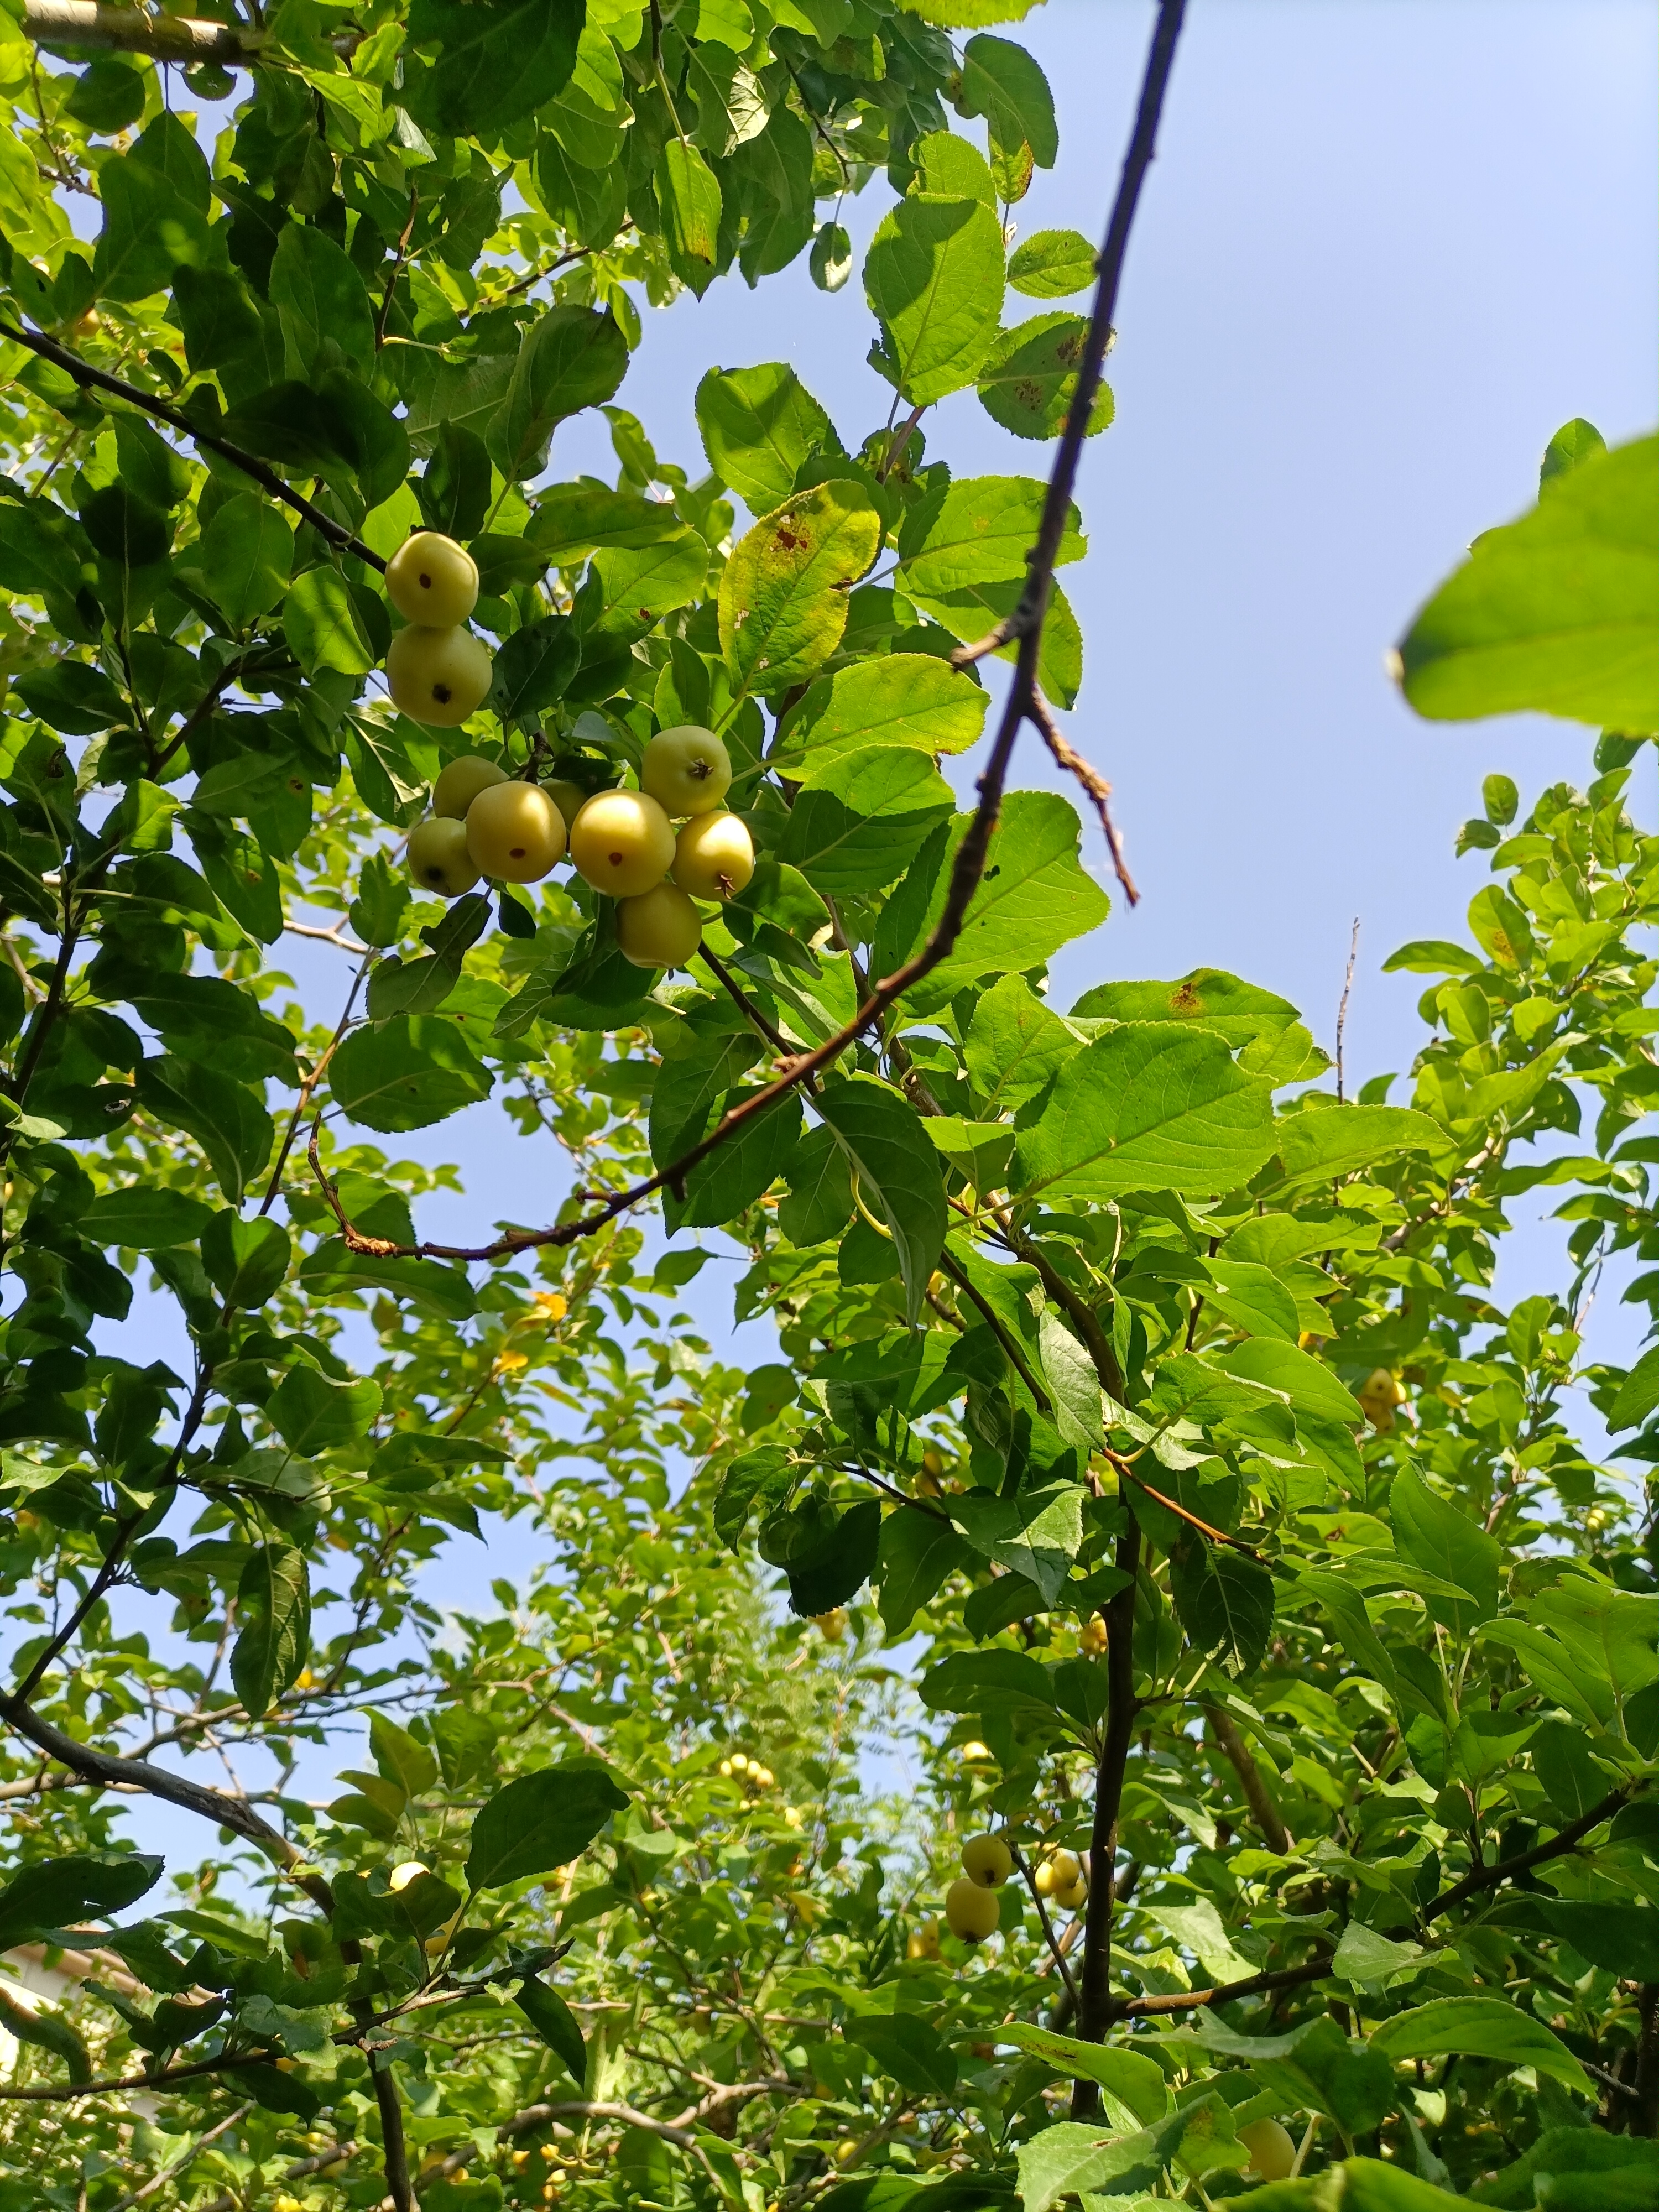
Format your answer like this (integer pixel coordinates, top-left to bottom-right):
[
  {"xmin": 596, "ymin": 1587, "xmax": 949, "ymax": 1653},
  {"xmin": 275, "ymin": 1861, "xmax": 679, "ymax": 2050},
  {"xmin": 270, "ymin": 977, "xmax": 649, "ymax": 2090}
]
[
  {"xmin": 641, "ymin": 726, "xmax": 732, "ymax": 817},
  {"xmin": 406, "ymin": 816, "xmax": 481, "ymax": 898},
  {"xmin": 386, "ymin": 624, "xmax": 493, "ymax": 728},
  {"xmin": 465, "ymin": 782, "xmax": 566, "ymax": 884},
  {"xmin": 961, "ymin": 1833, "xmax": 1013, "ymax": 1888},
  {"xmin": 568, "ymin": 789, "xmax": 675, "ymax": 899},
  {"xmin": 386, "ymin": 530, "xmax": 479, "ymax": 627},
  {"xmin": 944, "ymin": 1876, "xmax": 1000, "ymax": 1943},
  {"xmin": 432, "ymin": 753, "xmax": 507, "ymax": 819},
  {"xmin": 616, "ymin": 882, "xmax": 702, "ymax": 971},
  {"xmin": 1238, "ymin": 2121, "xmax": 1297, "ymax": 2181},
  {"xmin": 672, "ymin": 811, "xmax": 755, "ymax": 902}
]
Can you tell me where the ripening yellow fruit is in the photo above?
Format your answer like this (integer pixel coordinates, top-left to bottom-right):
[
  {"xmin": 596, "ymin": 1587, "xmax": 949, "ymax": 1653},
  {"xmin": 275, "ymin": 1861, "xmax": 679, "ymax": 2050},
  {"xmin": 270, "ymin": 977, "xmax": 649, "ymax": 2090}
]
[
  {"xmin": 388, "ymin": 1860, "xmax": 430, "ymax": 1893},
  {"xmin": 465, "ymin": 782, "xmax": 566, "ymax": 884},
  {"xmin": 1080, "ymin": 1612, "xmax": 1109, "ymax": 1657},
  {"xmin": 1034, "ymin": 1849, "xmax": 1082, "ymax": 1899},
  {"xmin": 961, "ymin": 1833, "xmax": 1013, "ymax": 1888},
  {"xmin": 424, "ymin": 1906, "xmax": 463, "ymax": 1958},
  {"xmin": 432, "ymin": 753, "xmax": 507, "ymax": 818},
  {"xmin": 958, "ymin": 1740, "xmax": 993, "ymax": 1765},
  {"xmin": 568, "ymin": 789, "xmax": 676, "ymax": 898},
  {"xmin": 1053, "ymin": 1872, "xmax": 1089, "ymax": 1912},
  {"xmin": 406, "ymin": 817, "xmax": 481, "ymax": 898},
  {"xmin": 945, "ymin": 1876, "xmax": 1000, "ymax": 1943},
  {"xmin": 1356, "ymin": 1366, "xmax": 1407, "ymax": 1433},
  {"xmin": 387, "ymin": 530, "xmax": 479, "ymax": 628},
  {"xmin": 730, "ymin": 1752, "xmax": 749, "ymax": 1773},
  {"xmin": 617, "ymin": 881, "xmax": 702, "ymax": 970},
  {"xmin": 1238, "ymin": 2120, "xmax": 1297, "ymax": 2181},
  {"xmin": 386, "ymin": 624, "xmax": 494, "ymax": 727},
  {"xmin": 546, "ymin": 779, "xmax": 597, "ymax": 829},
  {"xmin": 641, "ymin": 726, "xmax": 732, "ymax": 817},
  {"xmin": 812, "ymin": 1608, "xmax": 847, "ymax": 1642},
  {"xmin": 673, "ymin": 811, "xmax": 755, "ymax": 902},
  {"xmin": 907, "ymin": 1918, "xmax": 941, "ymax": 1961}
]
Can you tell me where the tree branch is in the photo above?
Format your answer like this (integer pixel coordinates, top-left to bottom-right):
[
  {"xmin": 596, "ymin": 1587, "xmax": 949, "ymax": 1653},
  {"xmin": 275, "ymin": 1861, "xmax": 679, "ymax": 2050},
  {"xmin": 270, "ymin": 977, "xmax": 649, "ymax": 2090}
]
[
  {"xmin": 0, "ymin": 320, "xmax": 387, "ymax": 572},
  {"xmin": 1029, "ymin": 686, "xmax": 1139, "ymax": 907},
  {"xmin": 1112, "ymin": 1951, "xmax": 1334, "ymax": 2021},
  {"xmin": 1206, "ymin": 1704, "xmax": 1292, "ymax": 1855},
  {"xmin": 1424, "ymin": 1785, "xmax": 1633, "ymax": 1921},
  {"xmin": 22, "ymin": 0, "xmax": 267, "ymax": 60}
]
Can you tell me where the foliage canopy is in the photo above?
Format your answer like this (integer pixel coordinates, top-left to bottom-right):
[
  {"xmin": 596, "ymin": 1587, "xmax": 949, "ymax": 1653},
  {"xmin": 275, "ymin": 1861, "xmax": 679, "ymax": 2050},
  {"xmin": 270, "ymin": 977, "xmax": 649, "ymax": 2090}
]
[{"xmin": 0, "ymin": 3, "xmax": 1656, "ymax": 2211}]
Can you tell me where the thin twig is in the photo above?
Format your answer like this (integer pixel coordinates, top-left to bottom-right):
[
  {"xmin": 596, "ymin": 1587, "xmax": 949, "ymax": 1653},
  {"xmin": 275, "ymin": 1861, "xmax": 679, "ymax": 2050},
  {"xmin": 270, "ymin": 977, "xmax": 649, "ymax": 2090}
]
[
  {"xmin": 1030, "ymin": 686, "xmax": 1139, "ymax": 906},
  {"xmin": 1335, "ymin": 916, "xmax": 1359, "ymax": 1103},
  {"xmin": 104, "ymin": 2103, "xmax": 254, "ymax": 2212},
  {"xmin": 257, "ymin": 946, "xmax": 374, "ymax": 1217},
  {"xmin": 0, "ymin": 320, "xmax": 387, "ymax": 571},
  {"xmin": 1013, "ymin": 1844, "xmax": 1080, "ymax": 2008},
  {"xmin": 375, "ymin": 187, "xmax": 420, "ymax": 351}
]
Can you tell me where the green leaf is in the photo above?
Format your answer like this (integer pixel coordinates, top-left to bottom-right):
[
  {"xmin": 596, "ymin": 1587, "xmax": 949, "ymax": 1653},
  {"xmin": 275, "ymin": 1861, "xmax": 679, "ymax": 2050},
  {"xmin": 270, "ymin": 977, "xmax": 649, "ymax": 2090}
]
[
  {"xmin": 92, "ymin": 147, "xmax": 210, "ymax": 303},
  {"xmin": 133, "ymin": 1057, "xmax": 274, "ymax": 1203},
  {"xmin": 1007, "ymin": 228, "xmax": 1098, "ymax": 299},
  {"xmin": 656, "ymin": 139, "xmax": 723, "ymax": 297},
  {"xmin": 0, "ymin": 1984, "xmax": 90, "ymax": 2084},
  {"xmin": 960, "ymin": 34, "xmax": 1058, "ymax": 171},
  {"xmin": 229, "ymin": 1541, "xmax": 310, "ymax": 1719},
  {"xmin": 964, "ymin": 973, "xmax": 1082, "ymax": 1112},
  {"xmin": 978, "ymin": 314, "xmax": 1113, "ymax": 442},
  {"xmin": 492, "ymin": 617, "xmax": 581, "ymax": 720},
  {"xmin": 371, "ymin": 1710, "xmax": 439, "ymax": 1797},
  {"xmin": 517, "ymin": 1976, "xmax": 587, "ymax": 2082},
  {"xmin": 897, "ymin": 473, "xmax": 1084, "ymax": 598},
  {"xmin": 1016, "ymin": 2114, "xmax": 1188, "ymax": 2212},
  {"xmin": 328, "ymin": 1014, "xmax": 494, "ymax": 1132},
  {"xmin": 269, "ymin": 222, "xmax": 375, "ymax": 378},
  {"xmin": 672, "ymin": 1086, "xmax": 805, "ymax": 1230},
  {"xmin": 778, "ymin": 745, "xmax": 954, "ymax": 895},
  {"xmin": 191, "ymin": 494, "xmax": 293, "ymax": 633},
  {"xmin": 993, "ymin": 2026, "xmax": 1167, "ymax": 2122},
  {"xmin": 266, "ymin": 1364, "xmax": 382, "ymax": 1454},
  {"xmin": 1215, "ymin": 1338, "xmax": 1365, "ymax": 1430},
  {"xmin": 466, "ymin": 1761, "xmax": 630, "ymax": 1891},
  {"xmin": 886, "ymin": 794, "xmax": 1109, "ymax": 1015},
  {"xmin": 77, "ymin": 1186, "xmax": 212, "ymax": 1250},
  {"xmin": 910, "ymin": 128, "xmax": 997, "ymax": 206},
  {"xmin": 843, "ymin": 2012, "xmax": 958, "ymax": 2096},
  {"xmin": 1275, "ymin": 1104, "xmax": 1446, "ymax": 1184},
  {"xmin": 1541, "ymin": 417, "xmax": 1608, "ymax": 487},
  {"xmin": 581, "ymin": 530, "xmax": 709, "ymax": 651},
  {"xmin": 695, "ymin": 367, "xmax": 836, "ymax": 513},
  {"xmin": 1396, "ymin": 435, "xmax": 1659, "ymax": 729},
  {"xmin": 877, "ymin": 1507, "xmax": 971, "ymax": 1639},
  {"xmin": 404, "ymin": 0, "xmax": 582, "ymax": 134},
  {"xmin": 200, "ymin": 1210, "xmax": 290, "ymax": 1309},
  {"xmin": 1369, "ymin": 1998, "xmax": 1591, "ymax": 2097},
  {"xmin": 1014, "ymin": 1024, "xmax": 1277, "ymax": 1205},
  {"xmin": 493, "ymin": 306, "xmax": 630, "ymax": 483},
  {"xmin": 1388, "ymin": 1467, "xmax": 1500, "ymax": 1630},
  {"xmin": 815, "ymin": 1076, "xmax": 948, "ymax": 1329},
  {"xmin": 719, "ymin": 480, "xmax": 883, "ymax": 693},
  {"xmin": 920, "ymin": 1646, "xmax": 1058, "ymax": 1720},
  {"xmin": 0, "ymin": 1851, "xmax": 163, "ymax": 1950},
  {"xmin": 864, "ymin": 194, "xmax": 1006, "ymax": 404},
  {"xmin": 1073, "ymin": 969, "xmax": 1300, "ymax": 1044},
  {"xmin": 529, "ymin": 484, "xmax": 687, "ymax": 566},
  {"xmin": 1535, "ymin": 1902, "xmax": 1659, "ymax": 1984},
  {"xmin": 1039, "ymin": 1310, "xmax": 1102, "ymax": 1453},
  {"xmin": 283, "ymin": 565, "xmax": 375, "ymax": 678},
  {"xmin": 773, "ymin": 655, "xmax": 987, "ymax": 778},
  {"xmin": 1169, "ymin": 1538, "xmax": 1275, "ymax": 1678},
  {"xmin": 950, "ymin": 1483, "xmax": 1084, "ymax": 1608}
]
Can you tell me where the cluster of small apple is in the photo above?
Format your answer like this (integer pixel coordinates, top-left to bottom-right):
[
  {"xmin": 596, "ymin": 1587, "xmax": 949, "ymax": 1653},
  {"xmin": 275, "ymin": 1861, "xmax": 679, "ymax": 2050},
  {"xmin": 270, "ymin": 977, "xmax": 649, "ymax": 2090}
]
[
  {"xmin": 938, "ymin": 1832, "xmax": 1090, "ymax": 1947},
  {"xmin": 384, "ymin": 532, "xmax": 757, "ymax": 972}
]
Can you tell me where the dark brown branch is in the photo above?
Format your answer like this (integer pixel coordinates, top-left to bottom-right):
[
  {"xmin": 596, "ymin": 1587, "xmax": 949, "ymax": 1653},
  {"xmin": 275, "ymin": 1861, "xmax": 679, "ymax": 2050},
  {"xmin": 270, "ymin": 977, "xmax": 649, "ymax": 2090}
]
[
  {"xmin": 1030, "ymin": 686, "xmax": 1139, "ymax": 907},
  {"xmin": 1425, "ymin": 1785, "xmax": 1632, "ymax": 1921},
  {"xmin": 0, "ymin": 320, "xmax": 387, "ymax": 572},
  {"xmin": 1005, "ymin": 1228, "xmax": 1125, "ymax": 1399},
  {"xmin": 1113, "ymin": 1951, "xmax": 1335, "ymax": 2021},
  {"xmin": 257, "ymin": 949, "xmax": 373, "ymax": 1217},
  {"xmin": 938, "ymin": 1248, "xmax": 1054, "ymax": 1413},
  {"xmin": 371, "ymin": 2058, "xmax": 418, "ymax": 2212},
  {"xmin": 1206, "ymin": 1704, "xmax": 1291, "ymax": 1855},
  {"xmin": 0, "ymin": 2047, "xmax": 273, "ymax": 2102},
  {"xmin": 1071, "ymin": 1519, "xmax": 1140, "ymax": 2111}
]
